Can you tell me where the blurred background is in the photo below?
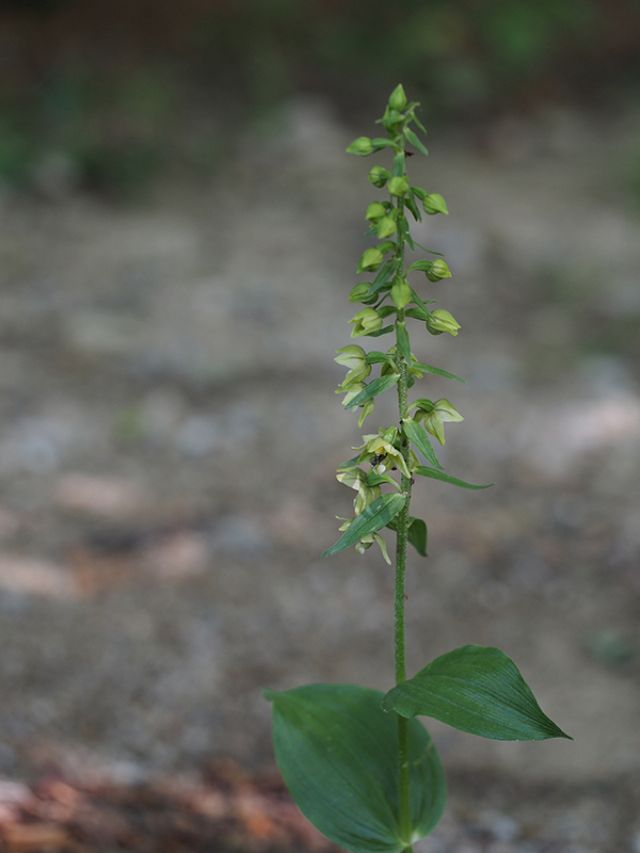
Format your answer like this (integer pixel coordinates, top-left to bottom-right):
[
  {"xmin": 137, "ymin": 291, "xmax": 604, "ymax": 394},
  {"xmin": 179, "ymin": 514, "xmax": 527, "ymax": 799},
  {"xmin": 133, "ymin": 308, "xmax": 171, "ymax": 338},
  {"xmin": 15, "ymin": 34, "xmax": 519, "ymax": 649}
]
[{"xmin": 0, "ymin": 1, "xmax": 639, "ymax": 850}]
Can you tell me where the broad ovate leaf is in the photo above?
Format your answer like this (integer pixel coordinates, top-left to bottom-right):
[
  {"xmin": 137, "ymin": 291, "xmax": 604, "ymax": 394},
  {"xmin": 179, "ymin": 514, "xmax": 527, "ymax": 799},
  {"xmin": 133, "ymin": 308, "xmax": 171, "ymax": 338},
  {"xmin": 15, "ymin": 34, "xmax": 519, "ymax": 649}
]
[
  {"xmin": 382, "ymin": 646, "xmax": 570, "ymax": 741},
  {"xmin": 266, "ymin": 684, "xmax": 446, "ymax": 852}
]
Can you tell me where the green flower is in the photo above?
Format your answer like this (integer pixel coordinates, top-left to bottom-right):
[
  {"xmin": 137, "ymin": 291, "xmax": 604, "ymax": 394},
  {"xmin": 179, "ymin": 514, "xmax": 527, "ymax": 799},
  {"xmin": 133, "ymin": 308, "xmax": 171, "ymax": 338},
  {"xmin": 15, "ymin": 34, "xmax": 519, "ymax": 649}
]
[
  {"xmin": 335, "ymin": 345, "xmax": 371, "ymax": 388},
  {"xmin": 335, "ymin": 344, "xmax": 367, "ymax": 371},
  {"xmin": 350, "ymin": 308, "xmax": 383, "ymax": 338},
  {"xmin": 359, "ymin": 432, "xmax": 411, "ymax": 478},
  {"xmin": 335, "ymin": 470, "xmax": 390, "ymax": 562},
  {"xmin": 412, "ymin": 399, "xmax": 463, "ymax": 446}
]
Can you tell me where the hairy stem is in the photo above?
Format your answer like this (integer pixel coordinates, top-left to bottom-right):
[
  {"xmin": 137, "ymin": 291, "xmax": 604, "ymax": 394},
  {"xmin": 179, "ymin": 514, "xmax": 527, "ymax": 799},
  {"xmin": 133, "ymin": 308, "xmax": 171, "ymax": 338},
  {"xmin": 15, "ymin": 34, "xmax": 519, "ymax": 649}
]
[
  {"xmin": 394, "ymin": 179, "xmax": 413, "ymax": 851},
  {"xmin": 395, "ymin": 354, "xmax": 413, "ymax": 850}
]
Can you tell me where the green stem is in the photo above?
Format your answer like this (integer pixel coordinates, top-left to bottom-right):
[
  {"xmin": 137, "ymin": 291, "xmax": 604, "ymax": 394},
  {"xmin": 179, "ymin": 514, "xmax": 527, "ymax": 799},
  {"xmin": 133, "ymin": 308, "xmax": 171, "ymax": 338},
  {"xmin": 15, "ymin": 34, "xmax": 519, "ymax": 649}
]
[
  {"xmin": 395, "ymin": 354, "xmax": 413, "ymax": 850},
  {"xmin": 394, "ymin": 176, "xmax": 413, "ymax": 850}
]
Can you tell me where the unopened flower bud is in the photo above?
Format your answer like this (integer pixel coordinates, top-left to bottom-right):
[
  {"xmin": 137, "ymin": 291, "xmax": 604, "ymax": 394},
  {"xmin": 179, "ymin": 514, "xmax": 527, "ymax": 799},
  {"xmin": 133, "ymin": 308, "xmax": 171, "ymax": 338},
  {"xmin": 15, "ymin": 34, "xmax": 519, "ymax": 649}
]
[
  {"xmin": 376, "ymin": 216, "xmax": 397, "ymax": 239},
  {"xmin": 426, "ymin": 308, "xmax": 461, "ymax": 337},
  {"xmin": 390, "ymin": 277, "xmax": 412, "ymax": 310},
  {"xmin": 388, "ymin": 83, "xmax": 407, "ymax": 112},
  {"xmin": 368, "ymin": 166, "xmax": 389, "ymax": 188},
  {"xmin": 346, "ymin": 136, "xmax": 374, "ymax": 156},
  {"xmin": 350, "ymin": 308, "xmax": 383, "ymax": 338},
  {"xmin": 348, "ymin": 283, "xmax": 372, "ymax": 303},
  {"xmin": 357, "ymin": 247, "xmax": 384, "ymax": 272},
  {"xmin": 376, "ymin": 241, "xmax": 395, "ymax": 254},
  {"xmin": 425, "ymin": 259, "xmax": 452, "ymax": 282},
  {"xmin": 423, "ymin": 193, "xmax": 449, "ymax": 215},
  {"xmin": 365, "ymin": 202, "xmax": 386, "ymax": 221},
  {"xmin": 382, "ymin": 110, "xmax": 404, "ymax": 131},
  {"xmin": 388, "ymin": 176, "xmax": 409, "ymax": 197}
]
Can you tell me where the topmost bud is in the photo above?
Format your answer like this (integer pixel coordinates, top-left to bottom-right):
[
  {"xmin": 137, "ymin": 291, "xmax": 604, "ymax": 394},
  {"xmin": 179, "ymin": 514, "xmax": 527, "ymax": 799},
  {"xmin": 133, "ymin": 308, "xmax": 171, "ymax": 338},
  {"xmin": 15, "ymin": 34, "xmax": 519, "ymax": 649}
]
[{"xmin": 388, "ymin": 84, "xmax": 407, "ymax": 112}]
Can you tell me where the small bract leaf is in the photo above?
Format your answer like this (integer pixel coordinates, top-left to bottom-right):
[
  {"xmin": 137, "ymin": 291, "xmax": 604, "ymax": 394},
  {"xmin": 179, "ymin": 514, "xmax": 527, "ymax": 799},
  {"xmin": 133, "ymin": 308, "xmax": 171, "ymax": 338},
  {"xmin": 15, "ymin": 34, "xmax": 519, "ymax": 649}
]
[
  {"xmin": 412, "ymin": 363, "xmax": 465, "ymax": 383},
  {"xmin": 404, "ymin": 127, "xmax": 429, "ymax": 156},
  {"xmin": 368, "ymin": 259, "xmax": 400, "ymax": 297},
  {"xmin": 392, "ymin": 151, "xmax": 405, "ymax": 177},
  {"xmin": 414, "ymin": 465, "xmax": 493, "ymax": 490},
  {"xmin": 403, "ymin": 419, "xmax": 441, "ymax": 469},
  {"xmin": 366, "ymin": 324, "xmax": 395, "ymax": 338},
  {"xmin": 408, "ymin": 517, "xmax": 428, "ymax": 557},
  {"xmin": 404, "ymin": 195, "xmax": 422, "ymax": 222},
  {"xmin": 382, "ymin": 646, "xmax": 571, "ymax": 741},
  {"xmin": 323, "ymin": 493, "xmax": 406, "ymax": 557},
  {"xmin": 266, "ymin": 684, "xmax": 446, "ymax": 852},
  {"xmin": 371, "ymin": 137, "xmax": 398, "ymax": 152},
  {"xmin": 344, "ymin": 374, "xmax": 400, "ymax": 410}
]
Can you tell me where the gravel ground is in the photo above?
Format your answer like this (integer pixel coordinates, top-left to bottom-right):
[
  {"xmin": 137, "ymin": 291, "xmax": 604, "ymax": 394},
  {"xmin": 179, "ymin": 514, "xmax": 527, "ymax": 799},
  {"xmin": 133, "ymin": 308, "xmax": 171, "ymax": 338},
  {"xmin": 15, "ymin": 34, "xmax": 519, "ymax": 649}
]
[{"xmin": 0, "ymin": 98, "xmax": 639, "ymax": 850}]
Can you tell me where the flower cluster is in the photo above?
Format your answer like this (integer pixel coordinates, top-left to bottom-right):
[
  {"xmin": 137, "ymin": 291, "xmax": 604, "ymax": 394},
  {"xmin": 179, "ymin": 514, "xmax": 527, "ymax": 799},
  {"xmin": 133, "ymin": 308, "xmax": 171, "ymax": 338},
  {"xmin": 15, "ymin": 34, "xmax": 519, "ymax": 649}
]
[{"xmin": 330, "ymin": 83, "xmax": 467, "ymax": 562}]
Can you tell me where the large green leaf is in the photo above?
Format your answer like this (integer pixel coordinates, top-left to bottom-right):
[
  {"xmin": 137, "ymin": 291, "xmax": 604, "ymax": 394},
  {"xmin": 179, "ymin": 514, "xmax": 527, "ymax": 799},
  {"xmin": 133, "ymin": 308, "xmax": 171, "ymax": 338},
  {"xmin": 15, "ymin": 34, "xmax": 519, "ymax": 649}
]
[
  {"xmin": 382, "ymin": 646, "xmax": 570, "ymax": 741},
  {"xmin": 414, "ymin": 465, "xmax": 493, "ymax": 490},
  {"xmin": 323, "ymin": 493, "xmax": 406, "ymax": 557},
  {"xmin": 266, "ymin": 684, "xmax": 446, "ymax": 852},
  {"xmin": 403, "ymin": 419, "xmax": 441, "ymax": 469},
  {"xmin": 345, "ymin": 374, "xmax": 400, "ymax": 410}
]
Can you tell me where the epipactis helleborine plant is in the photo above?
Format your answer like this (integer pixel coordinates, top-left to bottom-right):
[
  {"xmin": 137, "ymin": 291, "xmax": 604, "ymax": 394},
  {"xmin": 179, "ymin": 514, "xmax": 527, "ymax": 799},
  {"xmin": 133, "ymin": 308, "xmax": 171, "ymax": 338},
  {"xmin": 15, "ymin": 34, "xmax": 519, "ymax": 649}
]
[{"xmin": 265, "ymin": 84, "xmax": 570, "ymax": 853}]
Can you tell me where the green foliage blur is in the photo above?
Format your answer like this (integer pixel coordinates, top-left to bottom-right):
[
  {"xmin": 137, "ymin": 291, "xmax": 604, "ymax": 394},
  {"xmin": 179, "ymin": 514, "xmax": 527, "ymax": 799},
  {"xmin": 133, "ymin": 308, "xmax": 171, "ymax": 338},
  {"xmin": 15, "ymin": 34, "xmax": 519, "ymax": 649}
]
[{"xmin": 2, "ymin": 0, "xmax": 639, "ymax": 196}]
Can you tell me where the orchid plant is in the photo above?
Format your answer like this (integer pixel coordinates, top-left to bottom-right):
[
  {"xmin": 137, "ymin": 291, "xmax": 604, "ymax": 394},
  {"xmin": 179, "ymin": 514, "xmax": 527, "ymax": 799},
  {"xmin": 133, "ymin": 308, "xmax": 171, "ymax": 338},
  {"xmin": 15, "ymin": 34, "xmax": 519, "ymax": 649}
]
[{"xmin": 265, "ymin": 85, "xmax": 569, "ymax": 853}]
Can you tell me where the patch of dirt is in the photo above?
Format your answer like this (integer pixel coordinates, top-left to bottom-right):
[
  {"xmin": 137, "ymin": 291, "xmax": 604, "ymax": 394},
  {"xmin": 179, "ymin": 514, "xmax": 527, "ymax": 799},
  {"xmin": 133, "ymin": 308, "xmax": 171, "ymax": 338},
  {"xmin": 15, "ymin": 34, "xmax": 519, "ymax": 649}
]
[{"xmin": 0, "ymin": 99, "xmax": 639, "ymax": 849}]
